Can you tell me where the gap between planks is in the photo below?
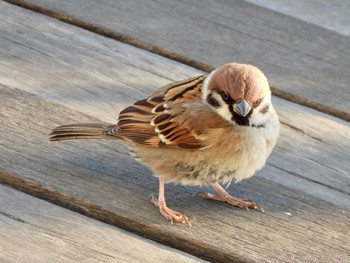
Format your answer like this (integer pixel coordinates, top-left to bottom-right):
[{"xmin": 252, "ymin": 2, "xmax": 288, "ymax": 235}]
[
  {"xmin": 3, "ymin": 0, "xmax": 350, "ymax": 122},
  {"xmin": 0, "ymin": 171, "xmax": 247, "ymax": 263}
]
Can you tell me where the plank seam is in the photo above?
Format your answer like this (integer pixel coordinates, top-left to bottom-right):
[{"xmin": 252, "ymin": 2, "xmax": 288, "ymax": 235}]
[
  {"xmin": 268, "ymin": 164, "xmax": 350, "ymax": 196},
  {"xmin": 3, "ymin": 0, "xmax": 350, "ymax": 122},
  {"xmin": 0, "ymin": 171, "xmax": 253, "ymax": 263}
]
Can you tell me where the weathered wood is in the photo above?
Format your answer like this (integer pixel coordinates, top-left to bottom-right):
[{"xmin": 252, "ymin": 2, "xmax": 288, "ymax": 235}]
[
  {"xmin": 0, "ymin": 1, "xmax": 349, "ymax": 206},
  {"xmin": 245, "ymin": 0, "xmax": 350, "ymax": 36},
  {"xmin": 0, "ymin": 3, "xmax": 350, "ymax": 262},
  {"xmin": 12, "ymin": 0, "xmax": 350, "ymax": 116},
  {"xmin": 0, "ymin": 184, "xmax": 205, "ymax": 263}
]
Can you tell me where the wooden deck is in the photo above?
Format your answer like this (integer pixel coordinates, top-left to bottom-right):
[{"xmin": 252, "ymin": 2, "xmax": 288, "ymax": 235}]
[{"xmin": 0, "ymin": 1, "xmax": 349, "ymax": 262}]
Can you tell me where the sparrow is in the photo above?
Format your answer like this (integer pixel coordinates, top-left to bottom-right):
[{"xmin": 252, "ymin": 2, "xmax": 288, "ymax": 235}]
[{"xmin": 49, "ymin": 62, "xmax": 280, "ymax": 226}]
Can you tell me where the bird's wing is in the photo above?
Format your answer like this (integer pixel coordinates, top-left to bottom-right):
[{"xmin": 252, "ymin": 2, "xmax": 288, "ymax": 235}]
[{"xmin": 111, "ymin": 75, "xmax": 228, "ymax": 150}]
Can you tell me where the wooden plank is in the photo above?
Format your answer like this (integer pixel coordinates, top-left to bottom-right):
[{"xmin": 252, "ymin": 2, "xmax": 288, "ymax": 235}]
[
  {"xmin": 245, "ymin": 0, "xmax": 350, "ymax": 36},
  {"xmin": 0, "ymin": 1, "xmax": 349, "ymax": 206},
  {"xmin": 0, "ymin": 3, "xmax": 349, "ymax": 262},
  {"xmin": 11, "ymin": 0, "xmax": 350, "ymax": 116},
  {"xmin": 0, "ymin": 184, "xmax": 205, "ymax": 263}
]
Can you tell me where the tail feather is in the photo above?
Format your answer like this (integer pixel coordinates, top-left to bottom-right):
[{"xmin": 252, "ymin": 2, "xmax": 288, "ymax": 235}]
[{"xmin": 49, "ymin": 123, "xmax": 118, "ymax": 141}]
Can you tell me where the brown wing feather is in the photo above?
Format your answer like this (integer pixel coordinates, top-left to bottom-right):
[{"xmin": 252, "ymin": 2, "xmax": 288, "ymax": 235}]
[{"xmin": 113, "ymin": 74, "xmax": 225, "ymax": 149}]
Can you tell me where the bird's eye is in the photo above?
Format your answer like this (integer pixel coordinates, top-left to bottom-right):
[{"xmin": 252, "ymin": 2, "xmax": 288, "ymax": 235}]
[{"xmin": 222, "ymin": 92, "xmax": 230, "ymax": 101}]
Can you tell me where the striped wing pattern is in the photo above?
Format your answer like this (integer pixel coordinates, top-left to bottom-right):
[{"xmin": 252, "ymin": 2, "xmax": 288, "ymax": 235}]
[{"xmin": 113, "ymin": 75, "xmax": 207, "ymax": 149}]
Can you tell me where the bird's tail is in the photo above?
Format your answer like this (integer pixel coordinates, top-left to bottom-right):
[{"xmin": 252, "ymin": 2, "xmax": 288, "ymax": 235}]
[{"xmin": 49, "ymin": 123, "xmax": 119, "ymax": 141}]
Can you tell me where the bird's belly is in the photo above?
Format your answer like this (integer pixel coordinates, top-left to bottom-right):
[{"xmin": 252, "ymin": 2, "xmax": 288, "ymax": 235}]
[{"xmin": 169, "ymin": 135, "xmax": 272, "ymax": 186}]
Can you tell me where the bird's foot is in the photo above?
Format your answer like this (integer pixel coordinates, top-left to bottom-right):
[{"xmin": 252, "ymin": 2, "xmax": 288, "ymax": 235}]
[
  {"xmin": 151, "ymin": 196, "xmax": 192, "ymax": 226},
  {"xmin": 194, "ymin": 191, "xmax": 264, "ymax": 212}
]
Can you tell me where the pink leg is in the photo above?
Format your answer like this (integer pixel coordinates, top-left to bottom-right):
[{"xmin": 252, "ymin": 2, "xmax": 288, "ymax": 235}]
[
  {"xmin": 151, "ymin": 177, "xmax": 191, "ymax": 226},
  {"xmin": 194, "ymin": 183, "xmax": 263, "ymax": 212}
]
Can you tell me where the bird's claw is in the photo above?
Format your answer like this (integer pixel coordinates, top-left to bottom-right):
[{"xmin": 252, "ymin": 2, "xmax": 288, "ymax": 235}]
[
  {"xmin": 151, "ymin": 196, "xmax": 192, "ymax": 226},
  {"xmin": 193, "ymin": 191, "xmax": 264, "ymax": 212}
]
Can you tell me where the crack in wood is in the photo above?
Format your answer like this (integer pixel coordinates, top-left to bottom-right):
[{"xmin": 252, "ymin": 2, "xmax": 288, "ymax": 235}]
[
  {"xmin": 0, "ymin": 210, "xmax": 27, "ymax": 224},
  {"xmin": 279, "ymin": 120, "xmax": 325, "ymax": 143}
]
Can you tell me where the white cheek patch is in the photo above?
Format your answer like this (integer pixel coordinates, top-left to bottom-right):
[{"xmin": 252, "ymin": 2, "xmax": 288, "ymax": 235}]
[
  {"xmin": 250, "ymin": 95, "xmax": 272, "ymax": 125},
  {"xmin": 261, "ymin": 94, "xmax": 271, "ymax": 105},
  {"xmin": 216, "ymin": 105, "xmax": 233, "ymax": 122}
]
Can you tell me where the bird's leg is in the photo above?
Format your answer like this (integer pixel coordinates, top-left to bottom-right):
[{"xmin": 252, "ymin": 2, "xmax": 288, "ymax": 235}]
[
  {"xmin": 194, "ymin": 183, "xmax": 263, "ymax": 212},
  {"xmin": 151, "ymin": 176, "xmax": 191, "ymax": 226}
]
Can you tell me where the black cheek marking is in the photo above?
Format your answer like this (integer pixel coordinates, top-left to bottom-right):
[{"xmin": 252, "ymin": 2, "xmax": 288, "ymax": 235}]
[
  {"xmin": 206, "ymin": 93, "xmax": 221, "ymax": 108},
  {"xmin": 260, "ymin": 104, "xmax": 270, "ymax": 114}
]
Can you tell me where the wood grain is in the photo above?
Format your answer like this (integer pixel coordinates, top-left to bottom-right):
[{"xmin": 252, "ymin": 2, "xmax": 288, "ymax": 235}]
[
  {"xmin": 0, "ymin": 3, "xmax": 350, "ymax": 262},
  {"xmin": 9, "ymin": 0, "xmax": 350, "ymax": 117},
  {"xmin": 0, "ymin": 184, "xmax": 205, "ymax": 263}
]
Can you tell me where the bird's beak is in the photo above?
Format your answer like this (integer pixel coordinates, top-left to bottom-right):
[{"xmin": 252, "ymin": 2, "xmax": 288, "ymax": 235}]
[{"xmin": 233, "ymin": 99, "xmax": 251, "ymax": 117}]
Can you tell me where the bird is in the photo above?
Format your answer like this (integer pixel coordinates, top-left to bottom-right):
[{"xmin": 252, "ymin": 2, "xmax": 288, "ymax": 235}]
[{"xmin": 49, "ymin": 62, "xmax": 280, "ymax": 226}]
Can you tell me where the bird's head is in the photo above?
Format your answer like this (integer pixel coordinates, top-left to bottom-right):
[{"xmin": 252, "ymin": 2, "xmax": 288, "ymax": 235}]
[{"xmin": 202, "ymin": 63, "xmax": 272, "ymax": 128}]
